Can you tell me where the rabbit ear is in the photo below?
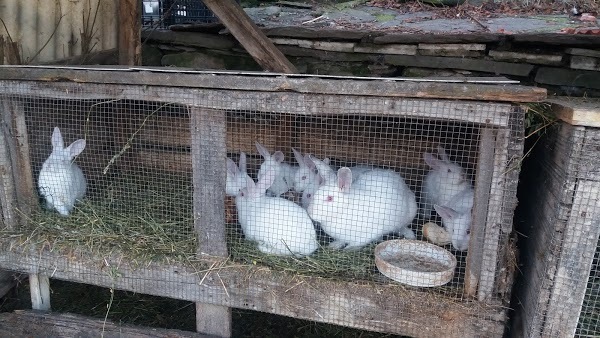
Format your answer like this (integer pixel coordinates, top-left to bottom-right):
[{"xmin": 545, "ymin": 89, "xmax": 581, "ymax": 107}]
[
  {"xmin": 424, "ymin": 153, "xmax": 442, "ymax": 169},
  {"xmin": 434, "ymin": 204, "xmax": 458, "ymax": 220},
  {"xmin": 238, "ymin": 152, "xmax": 247, "ymax": 173},
  {"xmin": 51, "ymin": 127, "xmax": 64, "ymax": 150},
  {"xmin": 255, "ymin": 142, "xmax": 271, "ymax": 159},
  {"xmin": 310, "ymin": 155, "xmax": 335, "ymax": 184},
  {"xmin": 255, "ymin": 166, "xmax": 276, "ymax": 194},
  {"xmin": 437, "ymin": 146, "xmax": 450, "ymax": 162},
  {"xmin": 292, "ymin": 148, "xmax": 305, "ymax": 167},
  {"xmin": 66, "ymin": 139, "xmax": 86, "ymax": 158},
  {"xmin": 337, "ymin": 167, "xmax": 352, "ymax": 193},
  {"xmin": 304, "ymin": 154, "xmax": 316, "ymax": 170},
  {"xmin": 272, "ymin": 151, "xmax": 284, "ymax": 163},
  {"xmin": 226, "ymin": 157, "xmax": 239, "ymax": 175}
]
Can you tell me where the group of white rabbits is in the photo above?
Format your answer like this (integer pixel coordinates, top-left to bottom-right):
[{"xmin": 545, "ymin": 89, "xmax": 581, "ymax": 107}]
[
  {"xmin": 227, "ymin": 142, "xmax": 474, "ymax": 257},
  {"xmin": 35, "ymin": 127, "xmax": 473, "ymax": 256}
]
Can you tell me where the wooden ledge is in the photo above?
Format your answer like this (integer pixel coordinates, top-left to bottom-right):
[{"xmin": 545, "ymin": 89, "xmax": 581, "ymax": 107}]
[{"xmin": 547, "ymin": 97, "xmax": 600, "ymax": 127}]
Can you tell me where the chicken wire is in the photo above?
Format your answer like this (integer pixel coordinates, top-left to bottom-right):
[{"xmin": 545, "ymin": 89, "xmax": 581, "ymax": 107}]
[
  {"xmin": 0, "ymin": 69, "xmax": 527, "ymax": 336},
  {"xmin": 513, "ymin": 119, "xmax": 600, "ymax": 338}
]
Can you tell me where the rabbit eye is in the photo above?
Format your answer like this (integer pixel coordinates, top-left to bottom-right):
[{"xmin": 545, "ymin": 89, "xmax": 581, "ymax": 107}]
[
  {"xmin": 466, "ymin": 229, "xmax": 471, "ymax": 235},
  {"xmin": 307, "ymin": 193, "xmax": 312, "ymax": 198},
  {"xmin": 302, "ymin": 175, "xmax": 307, "ymax": 180},
  {"xmin": 447, "ymin": 168, "xmax": 452, "ymax": 173},
  {"xmin": 326, "ymin": 196, "xmax": 333, "ymax": 202}
]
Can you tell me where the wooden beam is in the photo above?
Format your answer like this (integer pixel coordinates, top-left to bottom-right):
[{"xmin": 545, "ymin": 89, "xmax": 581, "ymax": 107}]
[
  {"xmin": 29, "ymin": 273, "xmax": 51, "ymax": 311},
  {"xmin": 118, "ymin": 0, "xmax": 141, "ymax": 65},
  {"xmin": 547, "ymin": 97, "xmax": 600, "ymax": 128},
  {"xmin": 190, "ymin": 107, "xmax": 231, "ymax": 337},
  {"xmin": 0, "ymin": 310, "xmax": 212, "ymax": 338},
  {"xmin": 201, "ymin": 0, "xmax": 297, "ymax": 73}
]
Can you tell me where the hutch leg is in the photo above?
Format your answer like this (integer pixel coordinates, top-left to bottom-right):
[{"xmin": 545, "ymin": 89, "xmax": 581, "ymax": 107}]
[{"xmin": 29, "ymin": 273, "xmax": 51, "ymax": 311}]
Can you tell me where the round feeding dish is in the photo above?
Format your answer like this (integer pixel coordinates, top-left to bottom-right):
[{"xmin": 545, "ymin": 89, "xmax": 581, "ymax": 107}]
[{"xmin": 375, "ymin": 239, "xmax": 457, "ymax": 287}]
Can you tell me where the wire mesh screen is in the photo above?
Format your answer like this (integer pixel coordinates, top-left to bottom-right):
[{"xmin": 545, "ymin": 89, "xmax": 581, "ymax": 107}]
[
  {"xmin": 514, "ymin": 119, "xmax": 600, "ymax": 338},
  {"xmin": 0, "ymin": 73, "xmax": 526, "ymax": 336}
]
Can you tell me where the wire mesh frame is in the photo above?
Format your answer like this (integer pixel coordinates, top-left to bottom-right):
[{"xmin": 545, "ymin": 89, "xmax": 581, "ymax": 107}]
[
  {"xmin": 0, "ymin": 72, "xmax": 526, "ymax": 337},
  {"xmin": 513, "ymin": 121, "xmax": 600, "ymax": 338}
]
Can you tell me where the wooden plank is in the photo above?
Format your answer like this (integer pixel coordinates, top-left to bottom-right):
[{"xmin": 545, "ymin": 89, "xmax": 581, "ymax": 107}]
[
  {"xmin": 118, "ymin": 0, "xmax": 141, "ymax": 66},
  {"xmin": 201, "ymin": 0, "xmax": 297, "ymax": 73},
  {"xmin": 465, "ymin": 128, "xmax": 496, "ymax": 298},
  {"xmin": 140, "ymin": 30, "xmax": 235, "ymax": 50},
  {"xmin": 262, "ymin": 27, "xmax": 368, "ymax": 41},
  {"xmin": 29, "ymin": 273, "xmax": 51, "ymax": 311},
  {"xmin": 373, "ymin": 33, "xmax": 504, "ymax": 44},
  {"xmin": 547, "ymin": 97, "xmax": 600, "ymax": 128},
  {"xmin": 477, "ymin": 129, "xmax": 510, "ymax": 301},
  {"xmin": 0, "ymin": 82, "xmax": 516, "ymax": 127},
  {"xmin": 544, "ymin": 180, "xmax": 600, "ymax": 337},
  {"xmin": 513, "ymin": 33, "xmax": 600, "ymax": 46},
  {"xmin": 0, "ymin": 67, "xmax": 546, "ymax": 103},
  {"xmin": 190, "ymin": 107, "xmax": 231, "ymax": 337},
  {"xmin": 0, "ymin": 98, "xmax": 36, "ymax": 219},
  {"xmin": 0, "ymin": 249, "xmax": 507, "ymax": 338},
  {"xmin": 0, "ymin": 310, "xmax": 212, "ymax": 338},
  {"xmin": 0, "ymin": 109, "xmax": 18, "ymax": 230}
]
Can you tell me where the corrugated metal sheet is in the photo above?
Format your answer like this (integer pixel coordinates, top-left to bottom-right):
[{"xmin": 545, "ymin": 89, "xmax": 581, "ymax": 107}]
[{"xmin": 0, "ymin": 0, "xmax": 118, "ymax": 64}]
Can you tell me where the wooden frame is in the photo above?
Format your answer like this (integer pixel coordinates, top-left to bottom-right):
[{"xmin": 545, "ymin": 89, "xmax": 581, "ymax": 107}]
[{"xmin": 0, "ymin": 66, "xmax": 539, "ymax": 337}]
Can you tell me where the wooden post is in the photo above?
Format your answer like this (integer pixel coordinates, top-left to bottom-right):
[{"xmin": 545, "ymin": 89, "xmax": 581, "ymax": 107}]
[
  {"xmin": 118, "ymin": 0, "xmax": 141, "ymax": 65},
  {"xmin": 201, "ymin": 0, "xmax": 297, "ymax": 73},
  {"xmin": 190, "ymin": 107, "xmax": 231, "ymax": 337},
  {"xmin": 29, "ymin": 273, "xmax": 51, "ymax": 311},
  {"xmin": 465, "ymin": 128, "xmax": 495, "ymax": 298}
]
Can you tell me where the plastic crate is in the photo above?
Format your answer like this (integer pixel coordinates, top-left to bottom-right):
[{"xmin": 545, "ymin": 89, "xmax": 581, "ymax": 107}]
[{"xmin": 142, "ymin": 0, "xmax": 239, "ymax": 27}]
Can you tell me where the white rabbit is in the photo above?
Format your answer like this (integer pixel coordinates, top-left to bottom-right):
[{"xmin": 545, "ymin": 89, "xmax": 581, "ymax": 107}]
[
  {"xmin": 308, "ymin": 156, "xmax": 417, "ymax": 250},
  {"xmin": 291, "ymin": 148, "xmax": 319, "ymax": 193},
  {"xmin": 421, "ymin": 146, "xmax": 472, "ymax": 220},
  {"xmin": 434, "ymin": 186, "xmax": 474, "ymax": 251},
  {"xmin": 235, "ymin": 166, "xmax": 319, "ymax": 256},
  {"xmin": 38, "ymin": 127, "xmax": 87, "ymax": 216},
  {"xmin": 299, "ymin": 156, "xmax": 332, "ymax": 209},
  {"xmin": 226, "ymin": 152, "xmax": 251, "ymax": 196},
  {"xmin": 256, "ymin": 142, "xmax": 295, "ymax": 197}
]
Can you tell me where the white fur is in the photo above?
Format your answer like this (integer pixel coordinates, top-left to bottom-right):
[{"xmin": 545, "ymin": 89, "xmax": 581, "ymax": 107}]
[
  {"xmin": 291, "ymin": 148, "xmax": 319, "ymax": 193},
  {"xmin": 308, "ymin": 157, "xmax": 417, "ymax": 249},
  {"xmin": 226, "ymin": 152, "xmax": 251, "ymax": 196},
  {"xmin": 421, "ymin": 146, "xmax": 471, "ymax": 220},
  {"xmin": 38, "ymin": 127, "xmax": 87, "ymax": 216},
  {"xmin": 235, "ymin": 166, "xmax": 319, "ymax": 256},
  {"xmin": 434, "ymin": 187, "xmax": 474, "ymax": 251},
  {"xmin": 256, "ymin": 142, "xmax": 296, "ymax": 197}
]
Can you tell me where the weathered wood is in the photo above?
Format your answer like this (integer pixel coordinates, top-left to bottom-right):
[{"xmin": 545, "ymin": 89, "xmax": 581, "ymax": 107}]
[
  {"xmin": 477, "ymin": 129, "xmax": 511, "ymax": 301},
  {"xmin": 190, "ymin": 107, "xmax": 231, "ymax": 337},
  {"xmin": 0, "ymin": 98, "xmax": 36, "ymax": 218},
  {"xmin": 384, "ymin": 54, "xmax": 535, "ymax": 77},
  {"xmin": 0, "ymin": 310, "xmax": 212, "ymax": 338},
  {"xmin": 0, "ymin": 81, "xmax": 517, "ymax": 127},
  {"xmin": 29, "ymin": 273, "xmax": 51, "ymax": 311},
  {"xmin": 547, "ymin": 97, "xmax": 600, "ymax": 128},
  {"xmin": 544, "ymin": 179, "xmax": 600, "ymax": 337},
  {"xmin": 262, "ymin": 27, "xmax": 369, "ymax": 41},
  {"xmin": 201, "ymin": 0, "xmax": 297, "ymax": 73},
  {"xmin": 44, "ymin": 48, "xmax": 119, "ymax": 66},
  {"xmin": 0, "ymin": 112, "xmax": 18, "ymax": 230},
  {"xmin": 118, "ymin": 0, "xmax": 141, "ymax": 65},
  {"xmin": 0, "ymin": 249, "xmax": 507, "ymax": 338},
  {"xmin": 373, "ymin": 33, "xmax": 503, "ymax": 44},
  {"xmin": 465, "ymin": 128, "xmax": 495, "ymax": 298},
  {"xmin": 0, "ymin": 66, "xmax": 545, "ymax": 103},
  {"xmin": 513, "ymin": 33, "xmax": 600, "ymax": 46},
  {"xmin": 141, "ymin": 30, "xmax": 235, "ymax": 50}
]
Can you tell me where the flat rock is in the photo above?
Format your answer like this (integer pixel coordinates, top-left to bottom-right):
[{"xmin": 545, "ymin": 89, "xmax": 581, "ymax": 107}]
[
  {"xmin": 374, "ymin": 33, "xmax": 503, "ymax": 44},
  {"xmin": 536, "ymin": 67, "xmax": 600, "ymax": 89},
  {"xmin": 141, "ymin": 30, "xmax": 235, "ymax": 50},
  {"xmin": 570, "ymin": 55, "xmax": 600, "ymax": 71},
  {"xmin": 405, "ymin": 19, "xmax": 480, "ymax": 33},
  {"xmin": 566, "ymin": 48, "xmax": 600, "ymax": 58},
  {"xmin": 354, "ymin": 44, "xmax": 417, "ymax": 55},
  {"xmin": 488, "ymin": 50, "xmax": 563, "ymax": 65},
  {"xmin": 141, "ymin": 45, "xmax": 163, "ymax": 66},
  {"xmin": 385, "ymin": 55, "xmax": 534, "ymax": 76},
  {"xmin": 484, "ymin": 17, "xmax": 569, "ymax": 33},
  {"xmin": 418, "ymin": 43, "xmax": 486, "ymax": 57},
  {"xmin": 161, "ymin": 52, "xmax": 226, "ymax": 69}
]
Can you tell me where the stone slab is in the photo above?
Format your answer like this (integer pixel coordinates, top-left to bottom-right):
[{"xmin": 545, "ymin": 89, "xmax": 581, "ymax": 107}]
[
  {"xmin": 385, "ymin": 54, "xmax": 534, "ymax": 76},
  {"xmin": 488, "ymin": 50, "xmax": 563, "ymax": 66},
  {"xmin": 354, "ymin": 44, "xmax": 417, "ymax": 55},
  {"xmin": 418, "ymin": 43, "xmax": 486, "ymax": 57},
  {"xmin": 566, "ymin": 48, "xmax": 600, "ymax": 58},
  {"xmin": 570, "ymin": 55, "xmax": 600, "ymax": 71},
  {"xmin": 535, "ymin": 67, "xmax": 600, "ymax": 89}
]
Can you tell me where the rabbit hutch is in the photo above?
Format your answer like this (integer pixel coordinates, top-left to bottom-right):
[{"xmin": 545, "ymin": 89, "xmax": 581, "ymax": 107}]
[
  {"xmin": 512, "ymin": 98, "xmax": 600, "ymax": 338},
  {"xmin": 0, "ymin": 65, "xmax": 545, "ymax": 337}
]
